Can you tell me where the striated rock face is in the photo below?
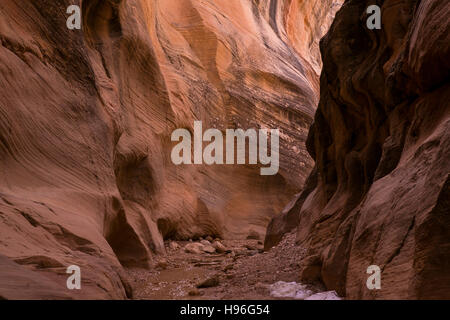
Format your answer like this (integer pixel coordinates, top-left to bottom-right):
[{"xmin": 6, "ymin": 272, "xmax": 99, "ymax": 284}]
[
  {"xmin": 257, "ymin": 0, "xmax": 343, "ymax": 75},
  {"xmin": 267, "ymin": 0, "xmax": 450, "ymax": 299},
  {"xmin": 0, "ymin": 0, "xmax": 339, "ymax": 298}
]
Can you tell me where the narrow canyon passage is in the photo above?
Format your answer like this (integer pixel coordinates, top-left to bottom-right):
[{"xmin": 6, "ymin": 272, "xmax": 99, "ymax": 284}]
[
  {"xmin": 0, "ymin": 0, "xmax": 449, "ymax": 301},
  {"xmin": 127, "ymin": 234, "xmax": 329, "ymax": 300},
  {"xmin": 0, "ymin": 0, "xmax": 342, "ymax": 299}
]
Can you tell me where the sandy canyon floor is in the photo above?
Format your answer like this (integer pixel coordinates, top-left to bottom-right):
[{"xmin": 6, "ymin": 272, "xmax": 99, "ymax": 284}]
[{"xmin": 127, "ymin": 233, "xmax": 328, "ymax": 300}]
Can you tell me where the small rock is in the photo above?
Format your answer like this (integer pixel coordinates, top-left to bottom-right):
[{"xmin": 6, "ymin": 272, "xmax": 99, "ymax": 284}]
[
  {"xmin": 185, "ymin": 243, "xmax": 204, "ymax": 254},
  {"xmin": 212, "ymin": 241, "xmax": 227, "ymax": 253},
  {"xmin": 257, "ymin": 241, "xmax": 263, "ymax": 245},
  {"xmin": 205, "ymin": 236, "xmax": 213, "ymax": 242},
  {"xmin": 156, "ymin": 259, "xmax": 168, "ymax": 270},
  {"xmin": 226, "ymin": 274, "xmax": 234, "ymax": 279},
  {"xmin": 169, "ymin": 241, "xmax": 180, "ymax": 250},
  {"xmin": 188, "ymin": 288, "xmax": 204, "ymax": 296},
  {"xmin": 202, "ymin": 245, "xmax": 216, "ymax": 254},
  {"xmin": 246, "ymin": 250, "xmax": 257, "ymax": 257},
  {"xmin": 244, "ymin": 244, "xmax": 257, "ymax": 251},
  {"xmin": 197, "ymin": 275, "xmax": 220, "ymax": 288},
  {"xmin": 200, "ymin": 240, "xmax": 211, "ymax": 246}
]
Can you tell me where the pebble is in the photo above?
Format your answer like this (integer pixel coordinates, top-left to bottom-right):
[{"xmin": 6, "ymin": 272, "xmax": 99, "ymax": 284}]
[
  {"xmin": 185, "ymin": 243, "xmax": 204, "ymax": 254},
  {"xmin": 197, "ymin": 275, "xmax": 220, "ymax": 288},
  {"xmin": 169, "ymin": 241, "xmax": 180, "ymax": 250},
  {"xmin": 245, "ymin": 244, "xmax": 258, "ymax": 251},
  {"xmin": 155, "ymin": 259, "xmax": 168, "ymax": 270},
  {"xmin": 200, "ymin": 240, "xmax": 211, "ymax": 246},
  {"xmin": 202, "ymin": 245, "xmax": 216, "ymax": 254},
  {"xmin": 212, "ymin": 241, "xmax": 227, "ymax": 253},
  {"xmin": 188, "ymin": 288, "xmax": 204, "ymax": 296}
]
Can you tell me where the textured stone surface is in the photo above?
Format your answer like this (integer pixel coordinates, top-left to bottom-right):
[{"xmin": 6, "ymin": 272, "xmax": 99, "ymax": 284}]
[
  {"xmin": 267, "ymin": 0, "xmax": 450, "ymax": 299},
  {"xmin": 0, "ymin": 0, "xmax": 339, "ymax": 298}
]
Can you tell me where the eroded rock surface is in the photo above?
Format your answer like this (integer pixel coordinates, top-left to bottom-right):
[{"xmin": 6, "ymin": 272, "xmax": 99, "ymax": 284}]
[
  {"xmin": 266, "ymin": 0, "xmax": 450, "ymax": 299},
  {"xmin": 0, "ymin": 0, "xmax": 339, "ymax": 298}
]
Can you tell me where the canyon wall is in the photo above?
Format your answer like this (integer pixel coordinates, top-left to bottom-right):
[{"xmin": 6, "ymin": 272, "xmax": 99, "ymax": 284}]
[
  {"xmin": 0, "ymin": 0, "xmax": 339, "ymax": 298},
  {"xmin": 267, "ymin": 0, "xmax": 450, "ymax": 299}
]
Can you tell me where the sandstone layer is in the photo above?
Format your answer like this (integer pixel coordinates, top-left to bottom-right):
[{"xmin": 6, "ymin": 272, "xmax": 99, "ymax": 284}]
[
  {"xmin": 0, "ymin": 0, "xmax": 339, "ymax": 298},
  {"xmin": 266, "ymin": 0, "xmax": 450, "ymax": 299}
]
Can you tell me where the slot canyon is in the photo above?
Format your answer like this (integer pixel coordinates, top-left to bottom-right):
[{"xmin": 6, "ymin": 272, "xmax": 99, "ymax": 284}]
[{"xmin": 0, "ymin": 0, "xmax": 448, "ymax": 300}]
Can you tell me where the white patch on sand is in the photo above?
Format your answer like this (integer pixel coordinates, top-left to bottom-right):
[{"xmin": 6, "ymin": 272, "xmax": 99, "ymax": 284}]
[{"xmin": 269, "ymin": 281, "xmax": 342, "ymax": 300}]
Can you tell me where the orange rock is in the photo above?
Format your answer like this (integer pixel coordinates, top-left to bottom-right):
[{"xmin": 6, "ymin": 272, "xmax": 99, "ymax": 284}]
[
  {"xmin": 0, "ymin": 0, "xmax": 339, "ymax": 298},
  {"xmin": 267, "ymin": 0, "xmax": 450, "ymax": 299}
]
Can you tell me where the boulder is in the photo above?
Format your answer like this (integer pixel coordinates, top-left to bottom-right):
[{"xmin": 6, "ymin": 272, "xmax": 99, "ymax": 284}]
[
  {"xmin": 212, "ymin": 241, "xmax": 227, "ymax": 253},
  {"xmin": 184, "ymin": 243, "xmax": 205, "ymax": 255},
  {"xmin": 200, "ymin": 240, "xmax": 211, "ymax": 246},
  {"xmin": 201, "ymin": 245, "xmax": 216, "ymax": 254}
]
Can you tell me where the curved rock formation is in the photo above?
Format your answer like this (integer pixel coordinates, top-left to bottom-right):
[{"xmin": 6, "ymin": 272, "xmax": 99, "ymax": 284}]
[
  {"xmin": 267, "ymin": 0, "xmax": 450, "ymax": 299},
  {"xmin": 0, "ymin": 0, "xmax": 339, "ymax": 298}
]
